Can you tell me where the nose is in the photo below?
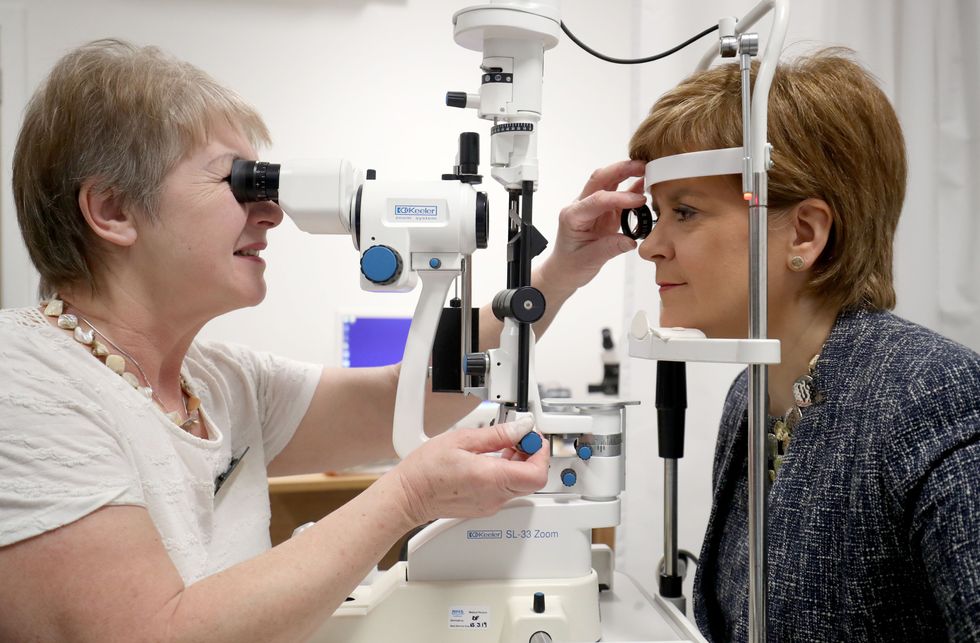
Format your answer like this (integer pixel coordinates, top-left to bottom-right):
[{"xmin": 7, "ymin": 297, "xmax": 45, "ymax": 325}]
[
  {"xmin": 247, "ymin": 200, "xmax": 284, "ymax": 229},
  {"xmin": 637, "ymin": 218, "xmax": 672, "ymax": 264}
]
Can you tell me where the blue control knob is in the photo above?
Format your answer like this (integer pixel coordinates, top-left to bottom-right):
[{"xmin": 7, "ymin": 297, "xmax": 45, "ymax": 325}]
[
  {"xmin": 360, "ymin": 245, "xmax": 402, "ymax": 285},
  {"xmin": 560, "ymin": 468, "xmax": 577, "ymax": 487},
  {"xmin": 576, "ymin": 444, "xmax": 593, "ymax": 461},
  {"xmin": 517, "ymin": 431, "xmax": 542, "ymax": 455}
]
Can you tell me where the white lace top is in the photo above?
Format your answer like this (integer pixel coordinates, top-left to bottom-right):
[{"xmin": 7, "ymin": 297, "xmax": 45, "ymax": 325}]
[{"xmin": 0, "ymin": 307, "xmax": 321, "ymax": 584}]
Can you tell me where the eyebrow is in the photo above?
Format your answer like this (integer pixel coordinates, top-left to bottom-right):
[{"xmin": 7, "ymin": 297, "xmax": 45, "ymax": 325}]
[{"xmin": 649, "ymin": 187, "xmax": 713, "ymax": 202}]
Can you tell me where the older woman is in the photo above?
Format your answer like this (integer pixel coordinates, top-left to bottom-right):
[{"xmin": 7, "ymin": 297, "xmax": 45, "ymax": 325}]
[
  {"xmin": 0, "ymin": 40, "xmax": 644, "ymax": 641},
  {"xmin": 629, "ymin": 50, "xmax": 980, "ymax": 641}
]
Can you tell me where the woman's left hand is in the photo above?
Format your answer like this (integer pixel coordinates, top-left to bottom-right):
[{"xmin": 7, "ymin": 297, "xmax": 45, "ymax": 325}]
[{"xmin": 539, "ymin": 159, "xmax": 647, "ymax": 295}]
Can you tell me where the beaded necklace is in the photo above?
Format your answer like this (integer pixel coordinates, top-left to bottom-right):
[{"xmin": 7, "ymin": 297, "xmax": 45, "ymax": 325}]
[
  {"xmin": 768, "ymin": 353, "xmax": 821, "ymax": 482},
  {"xmin": 42, "ymin": 297, "xmax": 202, "ymax": 432}
]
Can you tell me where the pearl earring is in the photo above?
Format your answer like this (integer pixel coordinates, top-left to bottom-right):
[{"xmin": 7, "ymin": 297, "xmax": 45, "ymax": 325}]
[{"xmin": 790, "ymin": 255, "xmax": 806, "ymax": 271}]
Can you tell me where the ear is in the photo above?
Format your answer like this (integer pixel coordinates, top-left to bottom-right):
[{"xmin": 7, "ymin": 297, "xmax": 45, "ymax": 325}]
[
  {"xmin": 78, "ymin": 179, "xmax": 138, "ymax": 247},
  {"xmin": 788, "ymin": 198, "xmax": 833, "ymax": 269}
]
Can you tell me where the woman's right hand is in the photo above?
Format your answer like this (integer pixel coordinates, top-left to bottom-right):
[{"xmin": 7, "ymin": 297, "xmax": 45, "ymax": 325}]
[{"xmin": 391, "ymin": 418, "xmax": 550, "ymax": 526}]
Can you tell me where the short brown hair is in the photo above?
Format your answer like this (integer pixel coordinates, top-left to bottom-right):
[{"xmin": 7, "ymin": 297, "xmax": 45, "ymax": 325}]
[
  {"xmin": 13, "ymin": 39, "xmax": 271, "ymax": 298},
  {"xmin": 628, "ymin": 48, "xmax": 907, "ymax": 311}
]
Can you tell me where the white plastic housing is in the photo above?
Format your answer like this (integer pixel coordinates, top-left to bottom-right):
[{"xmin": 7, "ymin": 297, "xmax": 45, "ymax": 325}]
[
  {"xmin": 628, "ymin": 310, "xmax": 781, "ymax": 365},
  {"xmin": 407, "ymin": 495, "xmax": 619, "ymax": 582},
  {"xmin": 453, "ymin": 1, "xmax": 561, "ymax": 189},
  {"xmin": 277, "ymin": 158, "xmax": 359, "ymax": 236},
  {"xmin": 357, "ymin": 180, "xmax": 481, "ymax": 293}
]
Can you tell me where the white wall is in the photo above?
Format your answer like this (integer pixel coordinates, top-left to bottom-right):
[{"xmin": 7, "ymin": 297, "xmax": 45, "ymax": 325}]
[{"xmin": 0, "ymin": 0, "xmax": 634, "ymax": 394}]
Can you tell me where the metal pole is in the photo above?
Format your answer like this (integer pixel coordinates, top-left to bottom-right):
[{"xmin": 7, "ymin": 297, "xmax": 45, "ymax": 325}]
[
  {"xmin": 740, "ymin": 33, "xmax": 768, "ymax": 643},
  {"xmin": 664, "ymin": 458, "xmax": 678, "ymax": 577},
  {"xmin": 460, "ymin": 255, "xmax": 473, "ymax": 390}
]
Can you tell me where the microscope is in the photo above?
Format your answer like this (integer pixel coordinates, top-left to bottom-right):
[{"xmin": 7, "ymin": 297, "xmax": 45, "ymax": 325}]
[{"xmin": 231, "ymin": 0, "xmax": 791, "ymax": 639}]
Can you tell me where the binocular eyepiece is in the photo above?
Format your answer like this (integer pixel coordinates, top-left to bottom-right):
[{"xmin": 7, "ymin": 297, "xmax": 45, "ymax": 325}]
[{"xmin": 230, "ymin": 160, "xmax": 281, "ymax": 204}]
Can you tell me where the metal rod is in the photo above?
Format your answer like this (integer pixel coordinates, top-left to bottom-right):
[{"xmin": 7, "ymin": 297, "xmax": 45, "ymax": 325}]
[
  {"xmin": 748, "ymin": 173, "xmax": 769, "ymax": 643},
  {"xmin": 664, "ymin": 458, "xmax": 678, "ymax": 577},
  {"xmin": 740, "ymin": 51, "xmax": 754, "ymax": 196},
  {"xmin": 460, "ymin": 255, "xmax": 473, "ymax": 391}
]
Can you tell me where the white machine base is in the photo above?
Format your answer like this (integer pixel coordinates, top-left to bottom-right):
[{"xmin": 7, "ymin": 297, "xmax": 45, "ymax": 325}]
[{"xmin": 309, "ymin": 563, "xmax": 705, "ymax": 642}]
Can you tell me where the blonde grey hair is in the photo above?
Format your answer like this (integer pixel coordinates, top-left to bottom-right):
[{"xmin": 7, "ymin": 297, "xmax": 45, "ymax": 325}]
[{"xmin": 13, "ymin": 38, "xmax": 271, "ymax": 298}]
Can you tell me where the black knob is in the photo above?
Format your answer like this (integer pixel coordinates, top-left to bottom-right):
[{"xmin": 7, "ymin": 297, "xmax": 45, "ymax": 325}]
[
  {"xmin": 492, "ymin": 287, "xmax": 546, "ymax": 324},
  {"xmin": 533, "ymin": 592, "xmax": 545, "ymax": 614},
  {"xmin": 465, "ymin": 353, "xmax": 489, "ymax": 377},
  {"xmin": 602, "ymin": 328, "xmax": 614, "ymax": 350},
  {"xmin": 458, "ymin": 132, "xmax": 480, "ymax": 176},
  {"xmin": 446, "ymin": 91, "xmax": 468, "ymax": 108}
]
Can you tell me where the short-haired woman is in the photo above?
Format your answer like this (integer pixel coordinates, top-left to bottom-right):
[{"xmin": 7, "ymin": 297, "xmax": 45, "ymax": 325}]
[
  {"xmin": 0, "ymin": 40, "xmax": 644, "ymax": 641},
  {"xmin": 630, "ymin": 49, "xmax": 980, "ymax": 641}
]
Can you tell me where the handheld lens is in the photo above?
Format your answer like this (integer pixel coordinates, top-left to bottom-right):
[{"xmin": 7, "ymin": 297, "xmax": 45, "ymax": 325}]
[
  {"xmin": 230, "ymin": 159, "xmax": 281, "ymax": 203},
  {"xmin": 620, "ymin": 204, "xmax": 654, "ymax": 240}
]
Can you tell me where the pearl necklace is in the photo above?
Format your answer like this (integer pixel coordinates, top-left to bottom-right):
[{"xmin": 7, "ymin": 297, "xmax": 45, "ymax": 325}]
[{"xmin": 42, "ymin": 298, "xmax": 202, "ymax": 431}]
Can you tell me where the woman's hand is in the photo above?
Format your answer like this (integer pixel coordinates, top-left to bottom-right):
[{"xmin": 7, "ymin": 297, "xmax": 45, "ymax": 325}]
[
  {"xmin": 392, "ymin": 418, "xmax": 550, "ymax": 526},
  {"xmin": 539, "ymin": 160, "xmax": 647, "ymax": 295}
]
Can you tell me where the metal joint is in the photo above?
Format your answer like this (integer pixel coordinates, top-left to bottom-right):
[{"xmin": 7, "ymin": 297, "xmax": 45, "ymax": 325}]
[
  {"xmin": 719, "ymin": 35, "xmax": 738, "ymax": 58},
  {"xmin": 738, "ymin": 33, "xmax": 759, "ymax": 57}
]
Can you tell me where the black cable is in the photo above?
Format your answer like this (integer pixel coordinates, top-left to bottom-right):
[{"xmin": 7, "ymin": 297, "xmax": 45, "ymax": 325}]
[
  {"xmin": 679, "ymin": 549, "xmax": 700, "ymax": 568},
  {"xmin": 560, "ymin": 21, "xmax": 719, "ymax": 65}
]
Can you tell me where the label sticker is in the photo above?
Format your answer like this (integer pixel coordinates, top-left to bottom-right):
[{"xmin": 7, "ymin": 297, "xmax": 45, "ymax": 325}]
[
  {"xmin": 448, "ymin": 606, "xmax": 490, "ymax": 630},
  {"xmin": 393, "ymin": 204, "xmax": 439, "ymax": 221}
]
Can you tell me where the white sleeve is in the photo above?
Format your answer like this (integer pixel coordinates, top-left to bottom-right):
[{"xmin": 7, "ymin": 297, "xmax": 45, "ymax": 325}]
[
  {"xmin": 190, "ymin": 341, "xmax": 321, "ymax": 466},
  {"xmin": 0, "ymin": 381, "xmax": 145, "ymax": 547}
]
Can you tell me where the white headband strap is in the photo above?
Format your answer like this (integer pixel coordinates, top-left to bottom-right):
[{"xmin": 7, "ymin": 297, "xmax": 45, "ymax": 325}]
[{"xmin": 644, "ymin": 147, "xmax": 744, "ymax": 189}]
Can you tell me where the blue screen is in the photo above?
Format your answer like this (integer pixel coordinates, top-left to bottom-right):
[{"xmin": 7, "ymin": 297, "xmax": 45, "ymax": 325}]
[{"xmin": 341, "ymin": 316, "xmax": 412, "ymax": 368}]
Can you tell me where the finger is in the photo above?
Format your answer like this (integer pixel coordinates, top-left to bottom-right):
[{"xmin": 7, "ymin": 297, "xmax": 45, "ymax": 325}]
[
  {"xmin": 563, "ymin": 190, "xmax": 647, "ymax": 231},
  {"xmin": 581, "ymin": 233, "xmax": 638, "ymax": 264},
  {"xmin": 496, "ymin": 444, "xmax": 550, "ymax": 493},
  {"xmin": 577, "ymin": 160, "xmax": 647, "ymax": 199},
  {"xmin": 628, "ymin": 177, "xmax": 646, "ymax": 195},
  {"xmin": 453, "ymin": 418, "xmax": 536, "ymax": 454}
]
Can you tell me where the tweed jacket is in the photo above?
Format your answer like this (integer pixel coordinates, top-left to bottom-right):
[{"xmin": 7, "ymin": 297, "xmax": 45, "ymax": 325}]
[{"xmin": 693, "ymin": 308, "xmax": 980, "ymax": 641}]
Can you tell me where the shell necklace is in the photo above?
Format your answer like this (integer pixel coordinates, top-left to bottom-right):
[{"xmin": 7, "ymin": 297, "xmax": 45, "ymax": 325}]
[{"xmin": 42, "ymin": 297, "xmax": 202, "ymax": 431}]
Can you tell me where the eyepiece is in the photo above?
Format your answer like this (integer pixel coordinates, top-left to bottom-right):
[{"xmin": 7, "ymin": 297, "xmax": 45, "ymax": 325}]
[{"xmin": 230, "ymin": 159, "xmax": 280, "ymax": 203}]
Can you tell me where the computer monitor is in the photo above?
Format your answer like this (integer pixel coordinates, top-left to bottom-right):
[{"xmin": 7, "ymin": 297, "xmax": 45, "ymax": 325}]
[{"xmin": 340, "ymin": 314, "xmax": 413, "ymax": 368}]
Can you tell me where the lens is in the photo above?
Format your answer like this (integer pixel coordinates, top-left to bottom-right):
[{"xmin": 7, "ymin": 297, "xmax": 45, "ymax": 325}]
[
  {"xmin": 230, "ymin": 159, "xmax": 281, "ymax": 203},
  {"xmin": 620, "ymin": 204, "xmax": 653, "ymax": 240}
]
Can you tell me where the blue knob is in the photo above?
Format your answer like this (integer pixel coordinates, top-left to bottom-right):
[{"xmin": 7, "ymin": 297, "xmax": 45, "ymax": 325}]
[
  {"xmin": 561, "ymin": 468, "xmax": 577, "ymax": 487},
  {"xmin": 517, "ymin": 431, "xmax": 542, "ymax": 455},
  {"xmin": 429, "ymin": 257, "xmax": 442, "ymax": 269},
  {"xmin": 360, "ymin": 245, "xmax": 401, "ymax": 284},
  {"xmin": 577, "ymin": 445, "xmax": 593, "ymax": 461}
]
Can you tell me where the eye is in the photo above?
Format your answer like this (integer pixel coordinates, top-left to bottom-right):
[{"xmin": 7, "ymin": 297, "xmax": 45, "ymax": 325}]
[{"xmin": 674, "ymin": 204, "xmax": 698, "ymax": 222}]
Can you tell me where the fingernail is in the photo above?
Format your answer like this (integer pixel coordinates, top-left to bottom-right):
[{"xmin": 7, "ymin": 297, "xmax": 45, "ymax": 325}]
[{"xmin": 505, "ymin": 417, "xmax": 536, "ymax": 442}]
